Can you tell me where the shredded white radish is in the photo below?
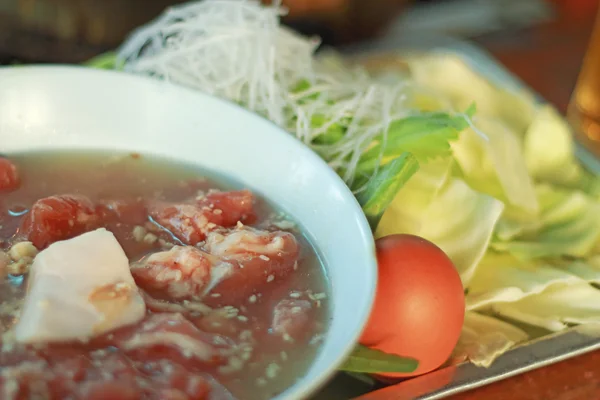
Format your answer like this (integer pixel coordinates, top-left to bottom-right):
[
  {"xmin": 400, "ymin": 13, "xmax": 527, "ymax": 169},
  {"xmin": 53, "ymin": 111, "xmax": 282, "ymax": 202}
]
[{"xmin": 117, "ymin": 0, "xmax": 435, "ymax": 186}]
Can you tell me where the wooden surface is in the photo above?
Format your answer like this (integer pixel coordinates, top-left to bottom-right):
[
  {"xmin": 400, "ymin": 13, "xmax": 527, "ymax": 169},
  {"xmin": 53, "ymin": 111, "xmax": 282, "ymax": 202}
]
[
  {"xmin": 473, "ymin": 0, "xmax": 598, "ymax": 114},
  {"xmin": 448, "ymin": 350, "xmax": 600, "ymax": 400},
  {"xmin": 450, "ymin": 2, "xmax": 600, "ymax": 399}
]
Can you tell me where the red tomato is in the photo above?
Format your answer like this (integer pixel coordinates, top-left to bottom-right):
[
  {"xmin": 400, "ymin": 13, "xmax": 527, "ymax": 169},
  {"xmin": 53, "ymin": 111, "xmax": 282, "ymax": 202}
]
[
  {"xmin": 360, "ymin": 234, "xmax": 465, "ymax": 377},
  {"xmin": 0, "ymin": 158, "xmax": 20, "ymax": 191}
]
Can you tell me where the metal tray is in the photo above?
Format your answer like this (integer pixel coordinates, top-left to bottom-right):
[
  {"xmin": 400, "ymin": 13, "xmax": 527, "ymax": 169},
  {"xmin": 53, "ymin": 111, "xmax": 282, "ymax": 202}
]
[{"xmin": 311, "ymin": 35, "xmax": 600, "ymax": 400}]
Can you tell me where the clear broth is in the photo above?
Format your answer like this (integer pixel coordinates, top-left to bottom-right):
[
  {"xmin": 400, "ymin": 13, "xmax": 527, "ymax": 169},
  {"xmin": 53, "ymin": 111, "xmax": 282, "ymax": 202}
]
[{"xmin": 0, "ymin": 151, "xmax": 331, "ymax": 400}]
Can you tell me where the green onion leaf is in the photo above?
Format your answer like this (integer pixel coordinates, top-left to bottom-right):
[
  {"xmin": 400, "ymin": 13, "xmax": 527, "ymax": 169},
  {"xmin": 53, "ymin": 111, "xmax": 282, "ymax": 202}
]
[
  {"xmin": 309, "ymin": 114, "xmax": 349, "ymax": 145},
  {"xmin": 356, "ymin": 112, "xmax": 468, "ymax": 174},
  {"xmin": 465, "ymin": 102, "xmax": 477, "ymax": 118},
  {"xmin": 84, "ymin": 52, "xmax": 122, "ymax": 70},
  {"xmin": 291, "ymin": 79, "xmax": 320, "ymax": 103},
  {"xmin": 339, "ymin": 345, "xmax": 419, "ymax": 374},
  {"xmin": 357, "ymin": 152, "xmax": 419, "ymax": 230}
]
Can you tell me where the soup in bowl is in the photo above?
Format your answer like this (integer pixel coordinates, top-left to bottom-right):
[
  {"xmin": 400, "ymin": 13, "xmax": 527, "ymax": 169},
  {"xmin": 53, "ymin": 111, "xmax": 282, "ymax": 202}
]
[{"xmin": 0, "ymin": 67, "xmax": 377, "ymax": 400}]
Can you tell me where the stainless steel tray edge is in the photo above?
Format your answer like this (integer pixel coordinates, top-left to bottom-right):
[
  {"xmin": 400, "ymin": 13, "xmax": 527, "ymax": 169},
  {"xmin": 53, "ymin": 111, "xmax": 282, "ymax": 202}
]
[{"xmin": 355, "ymin": 327, "xmax": 600, "ymax": 400}]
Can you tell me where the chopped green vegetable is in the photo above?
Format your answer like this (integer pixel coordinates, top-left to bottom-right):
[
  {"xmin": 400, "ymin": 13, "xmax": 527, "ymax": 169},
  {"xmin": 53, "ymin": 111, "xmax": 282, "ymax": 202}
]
[
  {"xmin": 291, "ymin": 79, "xmax": 321, "ymax": 104},
  {"xmin": 356, "ymin": 112, "xmax": 469, "ymax": 174},
  {"xmin": 84, "ymin": 52, "xmax": 121, "ymax": 70},
  {"xmin": 339, "ymin": 345, "xmax": 418, "ymax": 373},
  {"xmin": 309, "ymin": 114, "xmax": 348, "ymax": 145},
  {"xmin": 464, "ymin": 102, "xmax": 477, "ymax": 118},
  {"xmin": 356, "ymin": 153, "xmax": 419, "ymax": 231}
]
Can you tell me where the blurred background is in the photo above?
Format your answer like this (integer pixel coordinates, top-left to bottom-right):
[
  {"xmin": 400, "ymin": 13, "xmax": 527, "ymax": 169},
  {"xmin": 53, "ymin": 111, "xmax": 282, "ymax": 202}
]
[{"xmin": 0, "ymin": 0, "xmax": 598, "ymax": 112}]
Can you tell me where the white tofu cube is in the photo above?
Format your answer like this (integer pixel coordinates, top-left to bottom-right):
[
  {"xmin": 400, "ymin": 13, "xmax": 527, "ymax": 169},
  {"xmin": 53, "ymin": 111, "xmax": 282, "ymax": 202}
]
[{"xmin": 15, "ymin": 228, "xmax": 146, "ymax": 344}]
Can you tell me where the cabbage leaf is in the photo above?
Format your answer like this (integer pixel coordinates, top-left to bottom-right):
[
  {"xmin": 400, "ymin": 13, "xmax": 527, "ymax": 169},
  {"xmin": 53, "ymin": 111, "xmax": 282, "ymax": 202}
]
[
  {"xmin": 493, "ymin": 283, "xmax": 600, "ymax": 331},
  {"xmin": 492, "ymin": 184, "xmax": 600, "ymax": 260},
  {"xmin": 377, "ymin": 160, "xmax": 504, "ymax": 285},
  {"xmin": 466, "ymin": 253, "xmax": 584, "ymax": 310},
  {"xmin": 451, "ymin": 118, "xmax": 538, "ymax": 214},
  {"xmin": 451, "ymin": 311, "xmax": 528, "ymax": 368},
  {"xmin": 404, "ymin": 54, "xmax": 537, "ymax": 135}
]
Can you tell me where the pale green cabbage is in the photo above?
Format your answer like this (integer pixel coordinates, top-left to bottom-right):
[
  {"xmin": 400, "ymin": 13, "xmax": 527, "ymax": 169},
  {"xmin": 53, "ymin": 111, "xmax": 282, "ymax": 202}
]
[
  {"xmin": 452, "ymin": 312, "xmax": 528, "ymax": 367},
  {"xmin": 376, "ymin": 53, "xmax": 600, "ymax": 367},
  {"xmin": 377, "ymin": 160, "xmax": 504, "ymax": 285}
]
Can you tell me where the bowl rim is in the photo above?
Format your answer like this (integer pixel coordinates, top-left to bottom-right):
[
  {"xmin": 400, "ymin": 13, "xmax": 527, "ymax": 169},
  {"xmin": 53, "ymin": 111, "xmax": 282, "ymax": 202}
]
[{"xmin": 0, "ymin": 65, "xmax": 378, "ymax": 400}]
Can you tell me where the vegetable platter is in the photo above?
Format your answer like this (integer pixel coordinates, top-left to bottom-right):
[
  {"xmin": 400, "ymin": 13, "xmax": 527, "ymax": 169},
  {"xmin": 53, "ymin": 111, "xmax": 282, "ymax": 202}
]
[{"xmin": 344, "ymin": 35, "xmax": 600, "ymax": 400}]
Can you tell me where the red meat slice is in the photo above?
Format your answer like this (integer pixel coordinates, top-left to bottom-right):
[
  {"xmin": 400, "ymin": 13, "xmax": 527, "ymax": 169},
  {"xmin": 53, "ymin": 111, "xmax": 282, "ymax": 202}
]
[
  {"xmin": 19, "ymin": 194, "xmax": 101, "ymax": 249},
  {"xmin": 201, "ymin": 190, "xmax": 256, "ymax": 227},
  {"xmin": 132, "ymin": 227, "xmax": 299, "ymax": 306},
  {"xmin": 148, "ymin": 190, "xmax": 255, "ymax": 245},
  {"xmin": 147, "ymin": 362, "xmax": 212, "ymax": 400},
  {"xmin": 112, "ymin": 313, "xmax": 231, "ymax": 368},
  {"xmin": 0, "ymin": 360, "xmax": 51, "ymax": 400},
  {"xmin": 131, "ymin": 246, "xmax": 236, "ymax": 300},
  {"xmin": 72, "ymin": 353, "xmax": 141, "ymax": 400},
  {"xmin": 203, "ymin": 226, "xmax": 300, "ymax": 305},
  {"xmin": 79, "ymin": 381, "xmax": 141, "ymax": 400},
  {"xmin": 97, "ymin": 198, "xmax": 148, "ymax": 225},
  {"xmin": 271, "ymin": 299, "xmax": 314, "ymax": 342},
  {"xmin": 0, "ymin": 158, "xmax": 19, "ymax": 192},
  {"xmin": 0, "ymin": 347, "xmax": 214, "ymax": 400}
]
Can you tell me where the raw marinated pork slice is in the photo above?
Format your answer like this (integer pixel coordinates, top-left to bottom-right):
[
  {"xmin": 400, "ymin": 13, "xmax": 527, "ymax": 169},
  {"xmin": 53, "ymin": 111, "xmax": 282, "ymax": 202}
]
[
  {"xmin": 112, "ymin": 313, "xmax": 231, "ymax": 368},
  {"xmin": 271, "ymin": 299, "xmax": 315, "ymax": 342},
  {"xmin": 132, "ymin": 226, "xmax": 299, "ymax": 306},
  {"xmin": 131, "ymin": 246, "xmax": 236, "ymax": 300},
  {"xmin": 19, "ymin": 195, "xmax": 101, "ymax": 249},
  {"xmin": 203, "ymin": 226, "xmax": 300, "ymax": 303},
  {"xmin": 0, "ymin": 158, "xmax": 19, "ymax": 192},
  {"xmin": 0, "ymin": 313, "xmax": 233, "ymax": 400},
  {"xmin": 0, "ymin": 348, "xmax": 214, "ymax": 400},
  {"xmin": 97, "ymin": 198, "xmax": 148, "ymax": 225},
  {"xmin": 148, "ymin": 190, "xmax": 255, "ymax": 245}
]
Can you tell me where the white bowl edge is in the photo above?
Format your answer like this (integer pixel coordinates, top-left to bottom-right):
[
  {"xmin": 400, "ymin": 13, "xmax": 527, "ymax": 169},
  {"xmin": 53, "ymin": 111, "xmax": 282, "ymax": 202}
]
[{"xmin": 0, "ymin": 65, "xmax": 377, "ymax": 400}]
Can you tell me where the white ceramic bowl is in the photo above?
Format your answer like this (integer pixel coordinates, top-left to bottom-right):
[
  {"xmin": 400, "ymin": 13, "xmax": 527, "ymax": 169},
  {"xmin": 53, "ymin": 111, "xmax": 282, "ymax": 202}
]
[{"xmin": 0, "ymin": 66, "xmax": 377, "ymax": 400}]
